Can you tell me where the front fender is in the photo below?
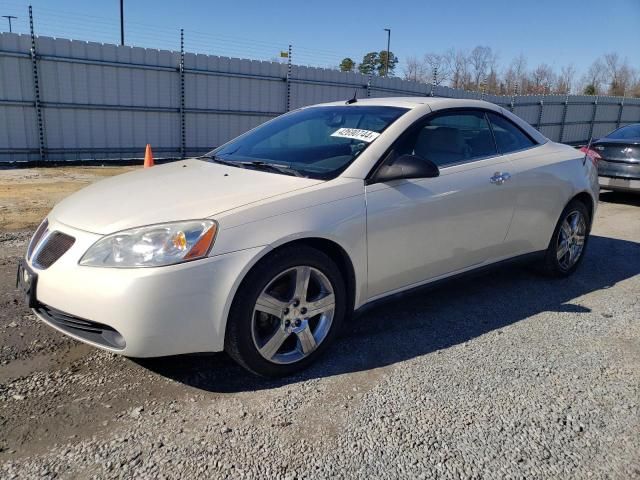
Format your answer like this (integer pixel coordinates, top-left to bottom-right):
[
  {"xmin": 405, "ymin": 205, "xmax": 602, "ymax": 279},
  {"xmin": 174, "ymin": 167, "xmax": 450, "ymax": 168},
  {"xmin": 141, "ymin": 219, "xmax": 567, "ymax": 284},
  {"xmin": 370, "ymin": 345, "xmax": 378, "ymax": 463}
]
[{"xmin": 210, "ymin": 188, "xmax": 368, "ymax": 316}]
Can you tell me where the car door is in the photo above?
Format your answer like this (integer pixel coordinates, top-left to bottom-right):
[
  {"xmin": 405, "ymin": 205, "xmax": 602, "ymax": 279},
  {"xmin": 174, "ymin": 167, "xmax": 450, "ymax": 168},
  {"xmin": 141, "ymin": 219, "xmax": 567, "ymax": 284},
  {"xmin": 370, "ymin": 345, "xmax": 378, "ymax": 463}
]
[
  {"xmin": 484, "ymin": 111, "xmax": 558, "ymax": 257},
  {"xmin": 365, "ymin": 109, "xmax": 517, "ymax": 300}
]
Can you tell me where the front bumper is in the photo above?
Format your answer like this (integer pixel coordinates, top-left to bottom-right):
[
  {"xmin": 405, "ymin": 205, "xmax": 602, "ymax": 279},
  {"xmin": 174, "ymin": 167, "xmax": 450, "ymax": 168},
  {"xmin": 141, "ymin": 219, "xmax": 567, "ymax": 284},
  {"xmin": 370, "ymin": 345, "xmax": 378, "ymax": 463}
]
[
  {"xmin": 27, "ymin": 219, "xmax": 269, "ymax": 357},
  {"xmin": 599, "ymin": 176, "xmax": 640, "ymax": 193}
]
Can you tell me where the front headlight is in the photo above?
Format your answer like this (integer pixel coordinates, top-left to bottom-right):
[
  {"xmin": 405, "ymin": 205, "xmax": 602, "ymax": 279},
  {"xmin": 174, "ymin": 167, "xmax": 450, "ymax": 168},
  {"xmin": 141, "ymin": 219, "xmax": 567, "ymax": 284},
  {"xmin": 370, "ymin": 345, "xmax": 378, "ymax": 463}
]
[{"xmin": 80, "ymin": 220, "xmax": 217, "ymax": 267}]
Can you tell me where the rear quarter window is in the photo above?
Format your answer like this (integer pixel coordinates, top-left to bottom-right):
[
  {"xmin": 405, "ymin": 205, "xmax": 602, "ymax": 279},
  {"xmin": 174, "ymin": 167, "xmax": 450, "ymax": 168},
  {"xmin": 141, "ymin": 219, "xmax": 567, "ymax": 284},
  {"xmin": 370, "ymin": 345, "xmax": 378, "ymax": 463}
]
[
  {"xmin": 606, "ymin": 124, "xmax": 640, "ymax": 140},
  {"xmin": 487, "ymin": 112, "xmax": 536, "ymax": 154}
]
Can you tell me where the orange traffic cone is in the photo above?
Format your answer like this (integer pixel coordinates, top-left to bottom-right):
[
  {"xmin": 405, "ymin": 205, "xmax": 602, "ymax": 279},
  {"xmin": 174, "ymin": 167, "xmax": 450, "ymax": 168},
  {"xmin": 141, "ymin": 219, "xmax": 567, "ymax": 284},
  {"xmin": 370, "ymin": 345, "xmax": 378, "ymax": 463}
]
[{"xmin": 144, "ymin": 144, "xmax": 154, "ymax": 168}]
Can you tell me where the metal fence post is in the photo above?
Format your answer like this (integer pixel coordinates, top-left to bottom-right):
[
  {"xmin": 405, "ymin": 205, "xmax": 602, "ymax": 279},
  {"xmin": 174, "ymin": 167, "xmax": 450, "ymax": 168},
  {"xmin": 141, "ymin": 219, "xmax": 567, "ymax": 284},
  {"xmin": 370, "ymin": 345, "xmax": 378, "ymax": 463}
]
[
  {"xmin": 509, "ymin": 82, "xmax": 518, "ymax": 113},
  {"xmin": 616, "ymin": 98, "xmax": 624, "ymax": 129},
  {"xmin": 588, "ymin": 96, "xmax": 598, "ymax": 140},
  {"xmin": 285, "ymin": 44, "xmax": 292, "ymax": 111},
  {"xmin": 366, "ymin": 74, "xmax": 372, "ymax": 97},
  {"xmin": 179, "ymin": 29, "xmax": 186, "ymax": 159},
  {"xmin": 559, "ymin": 95, "xmax": 569, "ymax": 143},
  {"xmin": 430, "ymin": 67, "xmax": 437, "ymax": 97},
  {"xmin": 536, "ymin": 96, "xmax": 544, "ymax": 130},
  {"xmin": 28, "ymin": 6, "xmax": 46, "ymax": 164}
]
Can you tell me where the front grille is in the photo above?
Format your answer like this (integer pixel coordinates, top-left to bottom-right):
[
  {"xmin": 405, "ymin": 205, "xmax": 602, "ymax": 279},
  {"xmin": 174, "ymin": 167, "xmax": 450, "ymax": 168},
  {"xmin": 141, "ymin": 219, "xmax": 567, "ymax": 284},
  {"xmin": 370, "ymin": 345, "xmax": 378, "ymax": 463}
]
[
  {"xmin": 33, "ymin": 232, "xmax": 75, "ymax": 269},
  {"xmin": 35, "ymin": 304, "xmax": 125, "ymax": 349}
]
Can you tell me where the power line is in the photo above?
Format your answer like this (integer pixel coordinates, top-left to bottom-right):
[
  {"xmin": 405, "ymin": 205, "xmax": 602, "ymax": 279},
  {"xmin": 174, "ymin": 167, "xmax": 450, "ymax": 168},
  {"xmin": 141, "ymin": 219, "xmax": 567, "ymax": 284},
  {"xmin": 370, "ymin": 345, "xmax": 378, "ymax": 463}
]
[{"xmin": 1, "ymin": 2, "xmax": 350, "ymax": 69}]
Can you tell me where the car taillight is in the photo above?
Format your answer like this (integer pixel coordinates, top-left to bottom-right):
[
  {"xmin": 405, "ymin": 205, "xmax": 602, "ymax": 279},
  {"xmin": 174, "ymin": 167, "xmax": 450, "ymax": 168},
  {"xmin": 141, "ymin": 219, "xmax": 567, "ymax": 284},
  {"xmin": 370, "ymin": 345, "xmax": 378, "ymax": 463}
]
[{"xmin": 579, "ymin": 146, "xmax": 601, "ymax": 166}]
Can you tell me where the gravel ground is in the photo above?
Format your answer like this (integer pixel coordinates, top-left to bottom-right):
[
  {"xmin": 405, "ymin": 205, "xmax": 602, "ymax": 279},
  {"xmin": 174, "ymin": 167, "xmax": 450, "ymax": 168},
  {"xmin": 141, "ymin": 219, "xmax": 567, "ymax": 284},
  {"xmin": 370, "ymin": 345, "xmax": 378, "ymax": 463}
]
[
  {"xmin": 0, "ymin": 191, "xmax": 639, "ymax": 479},
  {"xmin": 0, "ymin": 166, "xmax": 135, "ymax": 232}
]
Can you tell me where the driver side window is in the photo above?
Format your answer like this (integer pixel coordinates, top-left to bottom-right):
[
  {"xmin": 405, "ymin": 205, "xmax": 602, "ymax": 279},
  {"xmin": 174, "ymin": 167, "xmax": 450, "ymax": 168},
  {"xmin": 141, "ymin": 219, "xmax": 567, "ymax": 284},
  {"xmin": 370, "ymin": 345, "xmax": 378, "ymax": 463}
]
[{"xmin": 397, "ymin": 111, "xmax": 497, "ymax": 167}]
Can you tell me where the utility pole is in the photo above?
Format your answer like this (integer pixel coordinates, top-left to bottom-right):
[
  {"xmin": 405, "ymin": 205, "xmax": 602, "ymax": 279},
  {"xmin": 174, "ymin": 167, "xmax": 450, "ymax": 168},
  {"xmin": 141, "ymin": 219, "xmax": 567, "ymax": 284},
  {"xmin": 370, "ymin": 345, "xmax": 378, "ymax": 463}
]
[
  {"xmin": 119, "ymin": 0, "xmax": 124, "ymax": 46},
  {"xmin": 2, "ymin": 15, "xmax": 17, "ymax": 33},
  {"xmin": 384, "ymin": 28, "xmax": 391, "ymax": 77}
]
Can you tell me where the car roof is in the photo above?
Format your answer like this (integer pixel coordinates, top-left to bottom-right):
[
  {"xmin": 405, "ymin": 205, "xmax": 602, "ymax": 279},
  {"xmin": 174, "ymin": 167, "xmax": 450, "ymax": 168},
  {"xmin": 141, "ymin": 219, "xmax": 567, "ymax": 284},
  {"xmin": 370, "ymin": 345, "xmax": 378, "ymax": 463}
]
[
  {"xmin": 312, "ymin": 96, "xmax": 548, "ymax": 146},
  {"xmin": 314, "ymin": 96, "xmax": 503, "ymax": 111}
]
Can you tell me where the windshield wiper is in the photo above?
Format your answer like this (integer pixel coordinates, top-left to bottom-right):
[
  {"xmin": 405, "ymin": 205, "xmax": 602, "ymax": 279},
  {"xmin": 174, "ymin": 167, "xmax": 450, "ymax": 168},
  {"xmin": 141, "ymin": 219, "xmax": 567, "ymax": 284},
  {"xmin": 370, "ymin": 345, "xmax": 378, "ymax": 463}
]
[
  {"xmin": 238, "ymin": 161, "xmax": 304, "ymax": 177},
  {"xmin": 199, "ymin": 155, "xmax": 304, "ymax": 177},
  {"xmin": 199, "ymin": 154, "xmax": 248, "ymax": 169}
]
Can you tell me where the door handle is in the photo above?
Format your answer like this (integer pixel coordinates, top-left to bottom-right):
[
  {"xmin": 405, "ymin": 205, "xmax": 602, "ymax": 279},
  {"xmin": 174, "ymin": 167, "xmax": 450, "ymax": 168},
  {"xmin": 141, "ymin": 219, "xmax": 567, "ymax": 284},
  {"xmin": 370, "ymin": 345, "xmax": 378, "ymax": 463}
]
[{"xmin": 490, "ymin": 172, "xmax": 511, "ymax": 185}]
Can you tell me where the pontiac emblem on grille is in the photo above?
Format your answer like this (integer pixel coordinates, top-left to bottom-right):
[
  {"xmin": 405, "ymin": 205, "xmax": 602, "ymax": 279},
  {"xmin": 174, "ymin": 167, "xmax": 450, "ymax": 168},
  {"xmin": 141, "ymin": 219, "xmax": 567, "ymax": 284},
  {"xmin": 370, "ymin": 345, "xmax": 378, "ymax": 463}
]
[{"xmin": 623, "ymin": 147, "xmax": 633, "ymax": 158}]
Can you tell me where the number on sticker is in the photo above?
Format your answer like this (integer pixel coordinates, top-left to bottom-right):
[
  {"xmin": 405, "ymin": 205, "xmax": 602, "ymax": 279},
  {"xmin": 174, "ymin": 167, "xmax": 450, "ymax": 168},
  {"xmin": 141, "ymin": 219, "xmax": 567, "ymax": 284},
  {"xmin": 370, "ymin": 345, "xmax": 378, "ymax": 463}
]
[{"xmin": 331, "ymin": 128, "xmax": 381, "ymax": 143}]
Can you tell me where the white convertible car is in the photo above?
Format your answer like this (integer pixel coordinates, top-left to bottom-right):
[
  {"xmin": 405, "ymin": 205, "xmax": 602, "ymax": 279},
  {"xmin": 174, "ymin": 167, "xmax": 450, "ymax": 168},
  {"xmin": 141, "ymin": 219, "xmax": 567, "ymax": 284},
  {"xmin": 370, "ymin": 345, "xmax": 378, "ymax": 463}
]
[{"xmin": 18, "ymin": 97, "xmax": 599, "ymax": 376}]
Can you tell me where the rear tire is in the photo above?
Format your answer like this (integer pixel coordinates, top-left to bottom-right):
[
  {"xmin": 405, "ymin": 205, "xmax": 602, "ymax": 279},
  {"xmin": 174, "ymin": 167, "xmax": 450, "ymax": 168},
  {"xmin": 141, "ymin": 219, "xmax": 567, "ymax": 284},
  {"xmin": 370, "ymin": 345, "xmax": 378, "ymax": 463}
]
[
  {"xmin": 225, "ymin": 245, "xmax": 346, "ymax": 377},
  {"xmin": 540, "ymin": 199, "xmax": 591, "ymax": 277}
]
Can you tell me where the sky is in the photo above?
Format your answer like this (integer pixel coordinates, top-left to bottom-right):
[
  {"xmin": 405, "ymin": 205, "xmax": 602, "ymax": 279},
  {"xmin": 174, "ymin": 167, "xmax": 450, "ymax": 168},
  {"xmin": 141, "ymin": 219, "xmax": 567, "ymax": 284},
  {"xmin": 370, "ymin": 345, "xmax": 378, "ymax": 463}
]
[{"xmin": 1, "ymin": 0, "xmax": 639, "ymax": 77}]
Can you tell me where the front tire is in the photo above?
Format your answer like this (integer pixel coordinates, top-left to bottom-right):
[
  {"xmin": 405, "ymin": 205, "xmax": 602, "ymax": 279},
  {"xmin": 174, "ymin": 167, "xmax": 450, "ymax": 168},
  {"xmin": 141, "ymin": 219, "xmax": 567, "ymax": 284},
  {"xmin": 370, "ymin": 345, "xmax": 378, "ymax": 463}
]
[
  {"xmin": 225, "ymin": 245, "xmax": 346, "ymax": 377},
  {"xmin": 541, "ymin": 199, "xmax": 591, "ymax": 277}
]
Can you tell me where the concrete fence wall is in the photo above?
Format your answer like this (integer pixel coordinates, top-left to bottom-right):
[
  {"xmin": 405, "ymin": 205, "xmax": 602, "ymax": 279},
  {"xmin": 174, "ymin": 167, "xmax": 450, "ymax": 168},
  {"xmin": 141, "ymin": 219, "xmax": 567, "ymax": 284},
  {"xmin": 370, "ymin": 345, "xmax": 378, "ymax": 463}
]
[{"xmin": 2, "ymin": 32, "xmax": 640, "ymax": 164}]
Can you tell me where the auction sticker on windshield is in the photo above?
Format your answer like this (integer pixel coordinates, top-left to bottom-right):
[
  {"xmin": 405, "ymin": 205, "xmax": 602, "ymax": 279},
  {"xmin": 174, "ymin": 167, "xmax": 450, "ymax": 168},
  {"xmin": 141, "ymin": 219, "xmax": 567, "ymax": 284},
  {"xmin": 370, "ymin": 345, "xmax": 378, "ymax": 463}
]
[{"xmin": 331, "ymin": 128, "xmax": 381, "ymax": 142}]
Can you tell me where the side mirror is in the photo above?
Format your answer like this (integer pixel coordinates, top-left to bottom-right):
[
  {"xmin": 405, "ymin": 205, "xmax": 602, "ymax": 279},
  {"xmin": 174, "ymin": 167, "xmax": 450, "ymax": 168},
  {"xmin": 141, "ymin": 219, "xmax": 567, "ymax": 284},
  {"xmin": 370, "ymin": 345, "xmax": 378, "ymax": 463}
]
[{"xmin": 373, "ymin": 154, "xmax": 440, "ymax": 183}]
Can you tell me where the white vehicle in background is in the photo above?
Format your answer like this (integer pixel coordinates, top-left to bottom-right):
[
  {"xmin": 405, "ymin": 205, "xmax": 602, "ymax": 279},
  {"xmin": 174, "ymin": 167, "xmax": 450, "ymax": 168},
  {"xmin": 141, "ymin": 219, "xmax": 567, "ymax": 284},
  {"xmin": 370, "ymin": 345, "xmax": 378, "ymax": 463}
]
[{"xmin": 18, "ymin": 97, "xmax": 599, "ymax": 376}]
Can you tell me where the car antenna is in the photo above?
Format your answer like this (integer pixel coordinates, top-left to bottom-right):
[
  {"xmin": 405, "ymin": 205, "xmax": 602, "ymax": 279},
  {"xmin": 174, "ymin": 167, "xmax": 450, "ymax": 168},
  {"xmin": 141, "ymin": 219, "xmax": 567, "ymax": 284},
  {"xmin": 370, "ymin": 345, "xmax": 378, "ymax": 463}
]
[
  {"xmin": 345, "ymin": 89, "xmax": 358, "ymax": 105},
  {"xmin": 581, "ymin": 136, "xmax": 593, "ymax": 166}
]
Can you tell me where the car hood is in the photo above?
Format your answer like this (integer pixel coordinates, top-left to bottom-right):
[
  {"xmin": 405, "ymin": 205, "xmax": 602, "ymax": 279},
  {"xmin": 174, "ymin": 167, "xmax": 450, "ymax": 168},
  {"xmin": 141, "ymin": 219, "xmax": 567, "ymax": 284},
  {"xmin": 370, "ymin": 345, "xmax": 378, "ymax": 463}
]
[{"xmin": 50, "ymin": 159, "xmax": 324, "ymax": 234}]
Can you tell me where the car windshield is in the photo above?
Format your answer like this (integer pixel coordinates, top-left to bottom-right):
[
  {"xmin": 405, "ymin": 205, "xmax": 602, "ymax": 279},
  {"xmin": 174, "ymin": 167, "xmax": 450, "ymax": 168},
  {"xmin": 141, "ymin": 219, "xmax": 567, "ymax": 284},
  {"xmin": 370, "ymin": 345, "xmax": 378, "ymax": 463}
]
[
  {"xmin": 202, "ymin": 105, "xmax": 408, "ymax": 179},
  {"xmin": 606, "ymin": 124, "xmax": 640, "ymax": 140}
]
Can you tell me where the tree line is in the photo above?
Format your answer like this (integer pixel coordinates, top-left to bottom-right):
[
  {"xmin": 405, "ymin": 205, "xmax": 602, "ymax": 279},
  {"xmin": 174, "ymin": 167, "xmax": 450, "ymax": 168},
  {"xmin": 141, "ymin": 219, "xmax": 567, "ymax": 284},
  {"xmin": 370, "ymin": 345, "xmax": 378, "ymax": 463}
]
[
  {"xmin": 340, "ymin": 51, "xmax": 399, "ymax": 77},
  {"xmin": 340, "ymin": 47, "xmax": 640, "ymax": 97}
]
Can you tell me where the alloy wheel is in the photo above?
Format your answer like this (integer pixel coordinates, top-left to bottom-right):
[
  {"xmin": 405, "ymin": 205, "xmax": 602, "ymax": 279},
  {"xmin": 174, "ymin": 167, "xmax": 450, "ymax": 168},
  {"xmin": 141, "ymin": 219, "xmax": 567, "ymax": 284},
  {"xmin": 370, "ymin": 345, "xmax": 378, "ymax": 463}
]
[
  {"xmin": 251, "ymin": 266, "xmax": 335, "ymax": 364},
  {"xmin": 556, "ymin": 210, "xmax": 586, "ymax": 271}
]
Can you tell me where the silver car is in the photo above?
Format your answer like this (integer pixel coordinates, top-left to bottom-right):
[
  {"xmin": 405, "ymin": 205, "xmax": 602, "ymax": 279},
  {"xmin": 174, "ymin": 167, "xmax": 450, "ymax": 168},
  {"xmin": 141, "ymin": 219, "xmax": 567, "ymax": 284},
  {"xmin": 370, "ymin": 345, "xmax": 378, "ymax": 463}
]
[{"xmin": 20, "ymin": 97, "xmax": 599, "ymax": 376}]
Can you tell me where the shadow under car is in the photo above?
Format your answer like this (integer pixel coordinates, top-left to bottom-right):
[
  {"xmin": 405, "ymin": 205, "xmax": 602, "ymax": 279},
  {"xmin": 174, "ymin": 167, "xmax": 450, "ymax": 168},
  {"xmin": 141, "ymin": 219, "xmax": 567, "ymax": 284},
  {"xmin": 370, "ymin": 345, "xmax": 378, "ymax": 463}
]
[{"xmin": 135, "ymin": 234, "xmax": 640, "ymax": 392}]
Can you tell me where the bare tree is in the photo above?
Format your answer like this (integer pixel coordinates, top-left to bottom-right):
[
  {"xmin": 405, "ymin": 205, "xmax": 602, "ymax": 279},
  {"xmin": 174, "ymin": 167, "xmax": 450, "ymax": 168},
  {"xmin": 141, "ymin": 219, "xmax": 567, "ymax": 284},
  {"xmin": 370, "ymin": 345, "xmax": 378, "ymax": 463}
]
[
  {"xmin": 423, "ymin": 53, "xmax": 449, "ymax": 86},
  {"xmin": 485, "ymin": 51, "xmax": 500, "ymax": 94},
  {"xmin": 503, "ymin": 65, "xmax": 517, "ymax": 95},
  {"xmin": 469, "ymin": 46, "xmax": 493, "ymax": 89},
  {"xmin": 630, "ymin": 64, "xmax": 640, "ymax": 96},
  {"xmin": 631, "ymin": 71, "xmax": 640, "ymax": 97},
  {"xmin": 556, "ymin": 64, "xmax": 576, "ymax": 94},
  {"xmin": 581, "ymin": 58, "xmax": 607, "ymax": 95},
  {"xmin": 604, "ymin": 53, "xmax": 636, "ymax": 96},
  {"xmin": 618, "ymin": 63, "xmax": 636, "ymax": 96},
  {"xmin": 604, "ymin": 53, "xmax": 621, "ymax": 94},
  {"xmin": 403, "ymin": 55, "xmax": 428, "ymax": 83},
  {"xmin": 530, "ymin": 63, "xmax": 556, "ymax": 94},
  {"xmin": 398, "ymin": 46, "xmax": 638, "ymax": 97},
  {"xmin": 504, "ymin": 54, "xmax": 527, "ymax": 94},
  {"xmin": 444, "ymin": 48, "xmax": 469, "ymax": 89}
]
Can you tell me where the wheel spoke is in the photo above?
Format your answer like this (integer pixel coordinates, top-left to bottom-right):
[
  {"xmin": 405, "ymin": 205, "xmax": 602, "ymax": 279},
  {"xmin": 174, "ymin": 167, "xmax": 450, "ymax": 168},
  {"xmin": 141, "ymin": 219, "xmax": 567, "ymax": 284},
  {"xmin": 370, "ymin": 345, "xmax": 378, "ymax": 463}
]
[
  {"xmin": 575, "ymin": 234, "xmax": 585, "ymax": 246},
  {"xmin": 255, "ymin": 293, "xmax": 288, "ymax": 318},
  {"xmin": 296, "ymin": 322, "xmax": 317, "ymax": 354},
  {"xmin": 259, "ymin": 328, "xmax": 290, "ymax": 359},
  {"xmin": 570, "ymin": 212, "xmax": 580, "ymax": 232},
  {"xmin": 557, "ymin": 242, "xmax": 569, "ymax": 261},
  {"xmin": 293, "ymin": 266, "xmax": 311, "ymax": 301},
  {"xmin": 571, "ymin": 244, "xmax": 581, "ymax": 262},
  {"xmin": 560, "ymin": 221, "xmax": 572, "ymax": 240},
  {"xmin": 305, "ymin": 293, "xmax": 335, "ymax": 318}
]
